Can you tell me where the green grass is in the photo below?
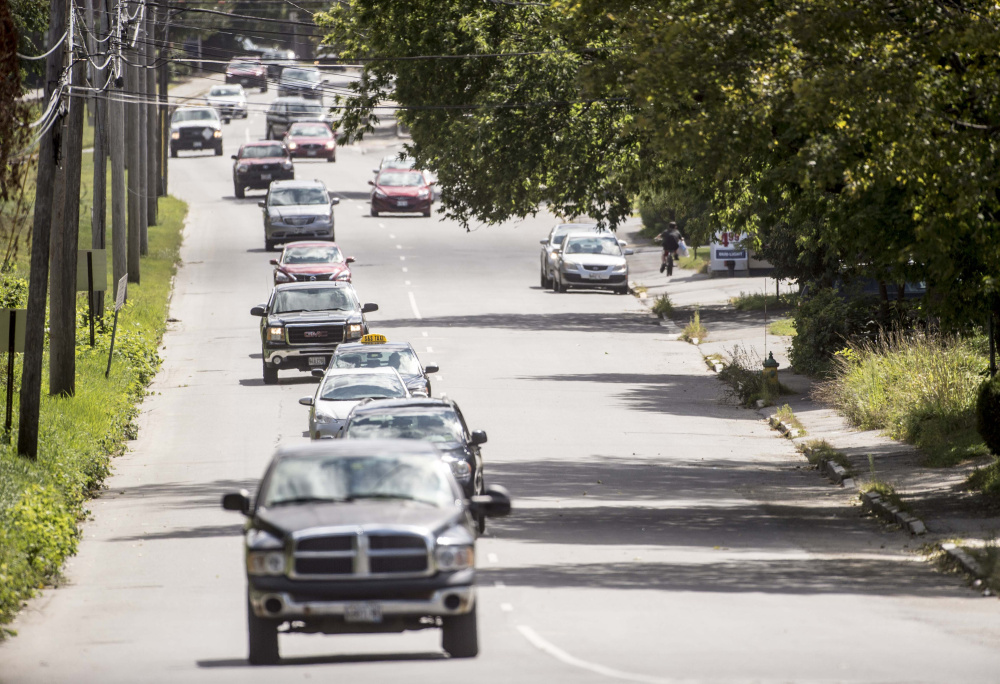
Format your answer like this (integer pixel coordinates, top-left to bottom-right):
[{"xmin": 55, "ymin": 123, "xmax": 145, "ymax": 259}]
[
  {"xmin": 816, "ymin": 331, "xmax": 989, "ymax": 468},
  {"xmin": 775, "ymin": 404, "xmax": 807, "ymax": 437},
  {"xmin": 768, "ymin": 318, "xmax": 797, "ymax": 337},
  {"xmin": 860, "ymin": 455, "xmax": 908, "ymax": 511},
  {"xmin": 717, "ymin": 344, "xmax": 795, "ymax": 407},
  {"xmin": 0, "ymin": 124, "xmax": 186, "ymax": 634},
  {"xmin": 967, "ymin": 462, "xmax": 1000, "ymax": 502},
  {"xmin": 651, "ymin": 293, "xmax": 673, "ymax": 319},
  {"xmin": 799, "ymin": 439, "xmax": 852, "ymax": 473},
  {"xmin": 680, "ymin": 308, "xmax": 707, "ymax": 344},
  {"xmin": 730, "ymin": 291, "xmax": 799, "ymax": 311},
  {"xmin": 677, "ymin": 249, "xmax": 709, "ymax": 274}
]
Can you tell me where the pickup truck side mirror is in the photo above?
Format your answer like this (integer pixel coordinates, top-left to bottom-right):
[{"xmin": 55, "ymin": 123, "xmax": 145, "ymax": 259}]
[
  {"xmin": 424, "ymin": 364, "xmax": 439, "ymax": 374},
  {"xmin": 361, "ymin": 303, "xmax": 378, "ymax": 313},
  {"xmin": 221, "ymin": 490, "xmax": 251, "ymax": 515},
  {"xmin": 250, "ymin": 305, "xmax": 266, "ymax": 316},
  {"xmin": 539, "ymin": 239, "xmax": 548, "ymax": 245},
  {"xmin": 346, "ymin": 256, "xmax": 356, "ymax": 264},
  {"xmin": 470, "ymin": 430, "xmax": 487, "ymax": 445},
  {"xmin": 469, "ymin": 485, "xmax": 511, "ymax": 518},
  {"xmin": 311, "ymin": 369, "xmax": 325, "ymax": 378},
  {"xmin": 367, "ymin": 179, "xmax": 375, "ymax": 185},
  {"xmin": 624, "ymin": 249, "xmax": 634, "ymax": 256},
  {"xmin": 257, "ymin": 201, "xmax": 266, "ymax": 208},
  {"xmin": 298, "ymin": 396, "xmax": 314, "ymax": 406},
  {"xmin": 330, "ymin": 197, "xmax": 340, "ymax": 206}
]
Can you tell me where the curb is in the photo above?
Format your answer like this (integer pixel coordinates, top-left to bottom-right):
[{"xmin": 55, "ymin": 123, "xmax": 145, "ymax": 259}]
[
  {"xmin": 767, "ymin": 415, "xmax": 792, "ymax": 438},
  {"xmin": 938, "ymin": 543, "xmax": 994, "ymax": 596},
  {"xmin": 799, "ymin": 443, "xmax": 856, "ymax": 489},
  {"xmin": 859, "ymin": 490, "xmax": 927, "ymax": 535}
]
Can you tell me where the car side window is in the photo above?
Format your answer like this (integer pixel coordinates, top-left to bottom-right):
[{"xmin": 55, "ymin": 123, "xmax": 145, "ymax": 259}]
[{"xmin": 452, "ymin": 406, "xmax": 471, "ymax": 441}]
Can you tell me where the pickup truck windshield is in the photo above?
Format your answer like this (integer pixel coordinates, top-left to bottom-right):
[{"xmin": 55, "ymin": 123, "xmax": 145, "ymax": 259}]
[
  {"xmin": 263, "ymin": 454, "xmax": 454, "ymax": 508},
  {"xmin": 172, "ymin": 109, "xmax": 217, "ymax": 123},
  {"xmin": 272, "ymin": 288, "xmax": 354, "ymax": 313}
]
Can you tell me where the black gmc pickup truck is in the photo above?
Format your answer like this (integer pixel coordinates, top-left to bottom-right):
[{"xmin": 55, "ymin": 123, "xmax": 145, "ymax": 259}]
[
  {"xmin": 222, "ymin": 440, "xmax": 511, "ymax": 664},
  {"xmin": 251, "ymin": 282, "xmax": 377, "ymax": 384}
]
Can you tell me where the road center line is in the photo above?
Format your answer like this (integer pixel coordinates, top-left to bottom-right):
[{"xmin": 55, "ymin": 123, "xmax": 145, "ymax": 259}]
[
  {"xmin": 426, "ymin": 346, "xmax": 434, "ymax": 353},
  {"xmin": 407, "ymin": 292, "xmax": 422, "ymax": 320},
  {"xmin": 516, "ymin": 626, "xmax": 675, "ymax": 684},
  {"xmin": 500, "ymin": 603, "xmax": 513, "ymax": 612}
]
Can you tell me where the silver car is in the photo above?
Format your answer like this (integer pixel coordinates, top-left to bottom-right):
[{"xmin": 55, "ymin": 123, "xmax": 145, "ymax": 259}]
[
  {"xmin": 205, "ymin": 84, "xmax": 248, "ymax": 122},
  {"xmin": 551, "ymin": 233, "xmax": 633, "ymax": 295},
  {"xmin": 299, "ymin": 367, "xmax": 410, "ymax": 439},
  {"xmin": 539, "ymin": 223, "xmax": 600, "ymax": 288},
  {"xmin": 261, "ymin": 180, "xmax": 339, "ymax": 251}
]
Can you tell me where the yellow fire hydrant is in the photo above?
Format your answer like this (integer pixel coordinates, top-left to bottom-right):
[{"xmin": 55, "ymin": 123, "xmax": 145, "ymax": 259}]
[{"xmin": 763, "ymin": 352, "xmax": 780, "ymax": 394}]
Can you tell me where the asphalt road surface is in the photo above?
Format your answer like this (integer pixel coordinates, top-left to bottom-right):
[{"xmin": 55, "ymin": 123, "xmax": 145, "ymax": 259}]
[{"xmin": 3, "ymin": 84, "xmax": 1000, "ymax": 684}]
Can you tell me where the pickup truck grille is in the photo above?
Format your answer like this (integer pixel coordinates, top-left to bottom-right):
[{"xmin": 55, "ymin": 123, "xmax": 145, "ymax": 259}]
[
  {"xmin": 286, "ymin": 324, "xmax": 344, "ymax": 345},
  {"xmin": 291, "ymin": 532, "xmax": 431, "ymax": 579}
]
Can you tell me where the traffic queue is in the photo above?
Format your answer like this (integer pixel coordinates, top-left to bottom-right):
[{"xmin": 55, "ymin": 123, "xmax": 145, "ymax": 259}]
[{"xmin": 169, "ymin": 89, "xmax": 512, "ymax": 664}]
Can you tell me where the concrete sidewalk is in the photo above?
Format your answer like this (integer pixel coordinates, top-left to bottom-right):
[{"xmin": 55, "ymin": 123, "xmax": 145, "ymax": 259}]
[{"xmin": 622, "ymin": 221, "xmax": 1000, "ymax": 579}]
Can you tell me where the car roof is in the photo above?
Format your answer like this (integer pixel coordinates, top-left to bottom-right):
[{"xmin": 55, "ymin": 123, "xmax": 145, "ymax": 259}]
[
  {"xmin": 242, "ymin": 140, "xmax": 284, "ymax": 147},
  {"xmin": 334, "ymin": 341, "xmax": 415, "ymax": 353},
  {"xmin": 174, "ymin": 106, "xmax": 216, "ymax": 113},
  {"xmin": 564, "ymin": 232, "xmax": 616, "ymax": 242},
  {"xmin": 269, "ymin": 179, "xmax": 328, "ymax": 189},
  {"xmin": 321, "ymin": 366, "xmax": 403, "ymax": 380},
  {"xmin": 282, "ymin": 240, "xmax": 341, "ymax": 250},
  {"xmin": 273, "ymin": 96, "xmax": 317, "ymax": 104},
  {"xmin": 350, "ymin": 397, "xmax": 456, "ymax": 415},
  {"xmin": 273, "ymin": 439, "xmax": 441, "ymax": 462}
]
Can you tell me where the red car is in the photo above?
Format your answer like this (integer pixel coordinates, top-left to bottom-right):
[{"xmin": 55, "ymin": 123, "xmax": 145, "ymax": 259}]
[
  {"xmin": 283, "ymin": 121, "xmax": 337, "ymax": 162},
  {"xmin": 269, "ymin": 241, "xmax": 355, "ymax": 284},
  {"xmin": 232, "ymin": 141, "xmax": 294, "ymax": 199},
  {"xmin": 368, "ymin": 169, "xmax": 434, "ymax": 217},
  {"xmin": 225, "ymin": 58, "xmax": 267, "ymax": 92}
]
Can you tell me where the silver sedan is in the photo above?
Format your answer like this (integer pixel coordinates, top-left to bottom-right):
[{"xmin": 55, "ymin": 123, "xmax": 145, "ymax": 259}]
[
  {"xmin": 539, "ymin": 223, "xmax": 599, "ymax": 288},
  {"xmin": 299, "ymin": 367, "xmax": 410, "ymax": 439}
]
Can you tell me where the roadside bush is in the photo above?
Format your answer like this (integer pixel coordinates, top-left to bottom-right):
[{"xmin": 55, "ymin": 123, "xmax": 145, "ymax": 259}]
[
  {"xmin": 976, "ymin": 376, "xmax": 1000, "ymax": 456},
  {"xmin": 817, "ymin": 331, "xmax": 989, "ymax": 466},
  {"xmin": 651, "ymin": 294, "xmax": 673, "ymax": 319},
  {"xmin": 637, "ymin": 191, "xmax": 673, "ymax": 239},
  {"xmin": 718, "ymin": 345, "xmax": 792, "ymax": 407}
]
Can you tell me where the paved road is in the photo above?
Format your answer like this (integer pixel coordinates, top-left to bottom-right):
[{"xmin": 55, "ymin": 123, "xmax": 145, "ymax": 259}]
[{"xmin": 3, "ymin": 83, "xmax": 1000, "ymax": 683}]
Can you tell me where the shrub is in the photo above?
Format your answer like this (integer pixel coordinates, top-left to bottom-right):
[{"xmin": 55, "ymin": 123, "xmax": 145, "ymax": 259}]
[
  {"xmin": 717, "ymin": 344, "xmax": 792, "ymax": 407},
  {"xmin": 637, "ymin": 191, "xmax": 674, "ymax": 238},
  {"xmin": 680, "ymin": 309, "xmax": 707, "ymax": 343},
  {"xmin": 651, "ymin": 294, "xmax": 673, "ymax": 319},
  {"xmin": 977, "ymin": 376, "xmax": 1000, "ymax": 456}
]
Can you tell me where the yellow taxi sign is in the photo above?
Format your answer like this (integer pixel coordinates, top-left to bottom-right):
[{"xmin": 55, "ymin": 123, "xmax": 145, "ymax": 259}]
[{"xmin": 360, "ymin": 333, "xmax": 387, "ymax": 345}]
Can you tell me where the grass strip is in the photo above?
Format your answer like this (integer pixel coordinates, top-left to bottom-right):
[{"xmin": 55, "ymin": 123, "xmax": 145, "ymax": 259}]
[{"xmin": 729, "ymin": 291, "xmax": 799, "ymax": 311}]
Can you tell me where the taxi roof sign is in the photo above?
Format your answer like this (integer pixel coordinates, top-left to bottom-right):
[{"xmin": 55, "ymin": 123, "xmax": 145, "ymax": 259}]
[{"xmin": 360, "ymin": 333, "xmax": 387, "ymax": 345}]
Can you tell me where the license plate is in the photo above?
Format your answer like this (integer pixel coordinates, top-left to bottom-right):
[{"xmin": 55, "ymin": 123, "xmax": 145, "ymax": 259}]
[
  {"xmin": 344, "ymin": 601, "xmax": 382, "ymax": 623},
  {"xmin": 308, "ymin": 356, "xmax": 326, "ymax": 366},
  {"xmin": 397, "ymin": 200, "xmax": 409, "ymax": 206},
  {"xmin": 261, "ymin": 173, "xmax": 272, "ymax": 180},
  {"xmin": 192, "ymin": 141, "xmax": 202, "ymax": 148},
  {"xmin": 584, "ymin": 272, "xmax": 605, "ymax": 279},
  {"xmin": 307, "ymin": 150, "xmax": 317, "ymax": 156}
]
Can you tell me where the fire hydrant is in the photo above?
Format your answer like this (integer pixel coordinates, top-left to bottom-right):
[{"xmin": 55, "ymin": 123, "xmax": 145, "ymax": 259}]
[{"xmin": 763, "ymin": 352, "xmax": 780, "ymax": 393}]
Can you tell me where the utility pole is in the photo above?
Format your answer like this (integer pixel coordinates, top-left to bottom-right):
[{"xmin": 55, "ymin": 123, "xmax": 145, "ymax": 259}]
[
  {"xmin": 137, "ymin": 2, "xmax": 148, "ymax": 256},
  {"xmin": 109, "ymin": 0, "xmax": 127, "ymax": 304},
  {"xmin": 125, "ymin": 0, "xmax": 141, "ymax": 284},
  {"xmin": 90, "ymin": 0, "xmax": 107, "ymax": 318},
  {"xmin": 19, "ymin": 0, "xmax": 67, "ymax": 458},
  {"xmin": 158, "ymin": 10, "xmax": 170, "ymax": 197},
  {"xmin": 145, "ymin": 2, "xmax": 157, "ymax": 227},
  {"xmin": 50, "ymin": 51, "xmax": 87, "ymax": 397}
]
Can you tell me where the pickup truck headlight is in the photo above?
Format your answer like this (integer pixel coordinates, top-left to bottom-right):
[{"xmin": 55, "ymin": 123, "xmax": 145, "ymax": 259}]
[
  {"xmin": 281, "ymin": 160, "xmax": 293, "ymax": 170},
  {"xmin": 267, "ymin": 326, "xmax": 284, "ymax": 342},
  {"xmin": 611, "ymin": 263, "xmax": 627, "ymax": 273},
  {"xmin": 170, "ymin": 130, "xmax": 180, "ymax": 140},
  {"xmin": 247, "ymin": 551, "xmax": 286, "ymax": 576},
  {"xmin": 213, "ymin": 130, "xmax": 222, "ymax": 138},
  {"xmin": 236, "ymin": 164, "xmax": 249, "ymax": 173},
  {"xmin": 435, "ymin": 544, "xmax": 474, "ymax": 571},
  {"xmin": 347, "ymin": 324, "xmax": 362, "ymax": 338}
]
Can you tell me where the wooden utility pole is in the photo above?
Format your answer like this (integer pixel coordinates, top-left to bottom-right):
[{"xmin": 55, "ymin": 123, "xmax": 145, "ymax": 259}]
[
  {"xmin": 125, "ymin": 3, "xmax": 141, "ymax": 284},
  {"xmin": 157, "ymin": 11, "xmax": 170, "ymax": 197},
  {"xmin": 109, "ymin": 0, "xmax": 127, "ymax": 303},
  {"xmin": 145, "ymin": 3, "xmax": 157, "ymax": 227},
  {"xmin": 137, "ymin": 5, "xmax": 148, "ymax": 256},
  {"xmin": 19, "ymin": 0, "xmax": 67, "ymax": 458},
  {"xmin": 50, "ymin": 56, "xmax": 87, "ymax": 397},
  {"xmin": 90, "ymin": 0, "xmax": 107, "ymax": 318}
]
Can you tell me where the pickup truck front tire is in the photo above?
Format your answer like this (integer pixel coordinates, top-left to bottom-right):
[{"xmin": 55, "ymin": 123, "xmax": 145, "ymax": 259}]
[
  {"xmin": 441, "ymin": 603, "xmax": 478, "ymax": 658},
  {"xmin": 247, "ymin": 597, "xmax": 279, "ymax": 665},
  {"xmin": 262, "ymin": 360, "xmax": 278, "ymax": 385}
]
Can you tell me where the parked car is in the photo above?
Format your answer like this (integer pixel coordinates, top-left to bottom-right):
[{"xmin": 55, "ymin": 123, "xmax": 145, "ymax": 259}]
[
  {"xmin": 284, "ymin": 121, "xmax": 336, "ymax": 162},
  {"xmin": 270, "ymin": 241, "xmax": 354, "ymax": 284},
  {"xmin": 205, "ymin": 84, "xmax": 248, "ymax": 122},
  {"xmin": 169, "ymin": 107, "xmax": 222, "ymax": 157},
  {"xmin": 225, "ymin": 58, "xmax": 267, "ymax": 92},
  {"xmin": 549, "ymin": 233, "xmax": 633, "ymax": 295},
  {"xmin": 277, "ymin": 67, "xmax": 324, "ymax": 101},
  {"xmin": 539, "ymin": 223, "xmax": 600, "ymax": 288},
  {"xmin": 368, "ymin": 169, "xmax": 434, "ymax": 217},
  {"xmin": 232, "ymin": 141, "xmax": 294, "ymax": 199},
  {"xmin": 250, "ymin": 281, "xmax": 377, "ymax": 383},
  {"xmin": 221, "ymin": 440, "xmax": 511, "ymax": 664},
  {"xmin": 265, "ymin": 97, "xmax": 330, "ymax": 140},
  {"xmin": 260, "ymin": 179, "xmax": 339, "ymax": 250},
  {"xmin": 261, "ymin": 48, "xmax": 296, "ymax": 79}
]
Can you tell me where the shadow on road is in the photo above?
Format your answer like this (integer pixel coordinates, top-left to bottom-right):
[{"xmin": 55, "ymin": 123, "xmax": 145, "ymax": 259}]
[
  {"xmin": 100, "ymin": 477, "xmax": 259, "ymax": 518},
  {"xmin": 196, "ymin": 651, "xmax": 445, "ymax": 669},
  {"xmin": 374, "ymin": 311, "xmax": 658, "ymax": 334}
]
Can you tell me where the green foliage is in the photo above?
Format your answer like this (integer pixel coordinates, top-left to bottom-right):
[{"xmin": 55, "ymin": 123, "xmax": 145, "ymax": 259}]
[
  {"xmin": 775, "ymin": 404, "xmax": 806, "ymax": 436},
  {"xmin": 680, "ymin": 309, "xmax": 707, "ymax": 343},
  {"xmin": 800, "ymin": 439, "xmax": 852, "ymax": 473},
  {"xmin": 730, "ymin": 291, "xmax": 799, "ymax": 312},
  {"xmin": 976, "ymin": 376, "xmax": 1000, "ymax": 457},
  {"xmin": 790, "ymin": 288, "xmax": 891, "ymax": 377},
  {"xmin": 818, "ymin": 331, "xmax": 989, "ymax": 467},
  {"xmin": 967, "ymin": 462, "xmax": 1000, "ymax": 502},
  {"xmin": 768, "ymin": 319, "xmax": 797, "ymax": 337},
  {"xmin": 651, "ymin": 293, "xmax": 673, "ymax": 319},
  {"xmin": 717, "ymin": 345, "xmax": 792, "ymax": 407}
]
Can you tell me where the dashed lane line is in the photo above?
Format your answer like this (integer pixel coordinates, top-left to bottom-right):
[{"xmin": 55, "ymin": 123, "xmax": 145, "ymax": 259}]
[{"xmin": 408, "ymin": 292, "xmax": 422, "ymax": 320}]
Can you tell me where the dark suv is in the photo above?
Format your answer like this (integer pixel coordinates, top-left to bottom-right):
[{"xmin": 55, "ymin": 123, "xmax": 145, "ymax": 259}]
[
  {"xmin": 265, "ymin": 97, "xmax": 330, "ymax": 140},
  {"xmin": 277, "ymin": 67, "xmax": 325, "ymax": 100},
  {"xmin": 232, "ymin": 141, "xmax": 294, "ymax": 199},
  {"xmin": 222, "ymin": 440, "xmax": 511, "ymax": 664},
  {"xmin": 251, "ymin": 282, "xmax": 377, "ymax": 384},
  {"xmin": 169, "ymin": 107, "xmax": 222, "ymax": 156}
]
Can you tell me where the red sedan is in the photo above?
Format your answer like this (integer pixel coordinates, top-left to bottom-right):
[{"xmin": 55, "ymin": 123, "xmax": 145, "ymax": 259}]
[
  {"xmin": 283, "ymin": 121, "xmax": 337, "ymax": 162},
  {"xmin": 270, "ymin": 241, "xmax": 355, "ymax": 284},
  {"xmin": 368, "ymin": 170, "xmax": 434, "ymax": 217}
]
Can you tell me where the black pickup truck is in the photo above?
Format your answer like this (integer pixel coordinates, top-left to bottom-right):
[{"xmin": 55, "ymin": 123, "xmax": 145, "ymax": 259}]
[
  {"xmin": 251, "ymin": 282, "xmax": 377, "ymax": 384},
  {"xmin": 222, "ymin": 440, "xmax": 511, "ymax": 664}
]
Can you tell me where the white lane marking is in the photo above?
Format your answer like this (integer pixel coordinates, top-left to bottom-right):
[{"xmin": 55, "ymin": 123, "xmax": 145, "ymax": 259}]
[
  {"xmin": 399, "ymin": 256, "xmax": 406, "ymax": 261},
  {"xmin": 487, "ymin": 553, "xmax": 498, "ymax": 564},
  {"xmin": 380, "ymin": 224, "xmax": 387, "ymax": 229},
  {"xmin": 388, "ymin": 232, "xmax": 395, "ymax": 238},
  {"xmin": 500, "ymin": 603, "xmax": 513, "ymax": 612},
  {"xmin": 402, "ymin": 267, "xmax": 408, "ymax": 273},
  {"xmin": 405, "ymin": 280, "xmax": 411, "ymax": 285},
  {"xmin": 517, "ymin": 626, "xmax": 674, "ymax": 684},
  {"xmin": 494, "ymin": 580, "xmax": 505, "ymax": 588},
  {"xmin": 396, "ymin": 244, "xmax": 403, "ymax": 250},
  {"xmin": 422, "ymin": 331, "xmax": 428, "ymax": 337},
  {"xmin": 244, "ymin": 128, "xmax": 250, "ymax": 142},
  {"xmin": 407, "ymin": 292, "xmax": 422, "ymax": 320},
  {"xmin": 426, "ymin": 346, "xmax": 434, "ymax": 353}
]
